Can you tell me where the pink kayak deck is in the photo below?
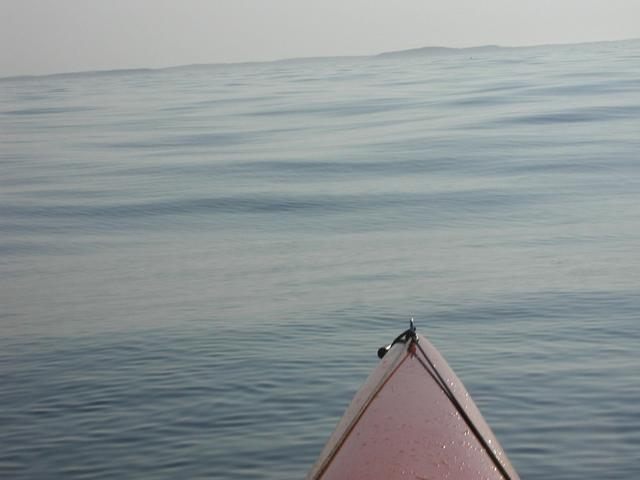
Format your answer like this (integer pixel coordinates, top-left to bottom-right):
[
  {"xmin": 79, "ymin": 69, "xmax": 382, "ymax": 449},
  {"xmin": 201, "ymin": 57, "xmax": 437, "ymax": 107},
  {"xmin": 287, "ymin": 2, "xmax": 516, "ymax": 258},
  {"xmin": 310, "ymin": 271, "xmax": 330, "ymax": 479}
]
[{"xmin": 307, "ymin": 333, "xmax": 519, "ymax": 480}]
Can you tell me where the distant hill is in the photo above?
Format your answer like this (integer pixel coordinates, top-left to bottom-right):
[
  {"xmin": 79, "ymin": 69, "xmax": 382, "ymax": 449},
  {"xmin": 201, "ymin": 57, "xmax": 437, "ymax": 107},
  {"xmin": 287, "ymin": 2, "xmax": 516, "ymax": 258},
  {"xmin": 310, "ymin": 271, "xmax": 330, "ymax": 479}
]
[
  {"xmin": 3, "ymin": 38, "xmax": 639, "ymax": 81},
  {"xmin": 377, "ymin": 45, "xmax": 504, "ymax": 59}
]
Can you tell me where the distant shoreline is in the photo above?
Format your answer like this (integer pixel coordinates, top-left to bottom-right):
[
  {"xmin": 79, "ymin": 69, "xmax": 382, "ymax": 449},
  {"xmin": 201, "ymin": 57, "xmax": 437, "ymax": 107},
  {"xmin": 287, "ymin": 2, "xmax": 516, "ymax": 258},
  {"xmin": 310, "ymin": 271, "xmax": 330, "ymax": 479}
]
[{"xmin": 2, "ymin": 37, "xmax": 637, "ymax": 81}]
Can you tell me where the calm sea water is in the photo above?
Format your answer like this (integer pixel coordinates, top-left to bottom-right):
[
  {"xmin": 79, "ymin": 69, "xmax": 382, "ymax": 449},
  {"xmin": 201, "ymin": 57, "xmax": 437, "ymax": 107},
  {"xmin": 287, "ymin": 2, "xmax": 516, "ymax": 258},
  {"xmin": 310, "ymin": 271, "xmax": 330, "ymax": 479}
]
[{"xmin": 1, "ymin": 40, "xmax": 640, "ymax": 479}]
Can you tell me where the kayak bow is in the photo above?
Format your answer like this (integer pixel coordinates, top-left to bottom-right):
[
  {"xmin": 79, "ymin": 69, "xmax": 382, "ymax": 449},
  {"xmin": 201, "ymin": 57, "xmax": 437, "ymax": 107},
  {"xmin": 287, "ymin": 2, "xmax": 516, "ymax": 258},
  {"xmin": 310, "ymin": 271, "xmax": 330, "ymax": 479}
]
[{"xmin": 307, "ymin": 323, "xmax": 519, "ymax": 479}]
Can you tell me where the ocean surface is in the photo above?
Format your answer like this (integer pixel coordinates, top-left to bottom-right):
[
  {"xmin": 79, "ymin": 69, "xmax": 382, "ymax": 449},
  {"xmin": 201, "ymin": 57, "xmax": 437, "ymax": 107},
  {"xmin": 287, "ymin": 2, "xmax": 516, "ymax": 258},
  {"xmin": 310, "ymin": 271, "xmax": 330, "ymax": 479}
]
[{"xmin": 1, "ymin": 40, "xmax": 640, "ymax": 479}]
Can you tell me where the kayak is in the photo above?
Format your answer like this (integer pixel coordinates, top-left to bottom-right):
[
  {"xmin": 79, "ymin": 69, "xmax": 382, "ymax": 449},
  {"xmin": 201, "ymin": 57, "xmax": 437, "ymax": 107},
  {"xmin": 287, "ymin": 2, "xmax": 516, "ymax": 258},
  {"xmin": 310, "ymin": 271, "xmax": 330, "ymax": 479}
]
[{"xmin": 306, "ymin": 323, "xmax": 519, "ymax": 479}]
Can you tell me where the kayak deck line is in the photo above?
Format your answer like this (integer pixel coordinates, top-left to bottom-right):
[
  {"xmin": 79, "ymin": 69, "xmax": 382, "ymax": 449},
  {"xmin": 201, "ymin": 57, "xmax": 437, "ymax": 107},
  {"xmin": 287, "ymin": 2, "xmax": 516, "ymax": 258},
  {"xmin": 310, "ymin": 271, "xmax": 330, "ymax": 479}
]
[
  {"xmin": 307, "ymin": 324, "xmax": 520, "ymax": 480},
  {"xmin": 307, "ymin": 344, "xmax": 413, "ymax": 479},
  {"xmin": 412, "ymin": 338, "xmax": 514, "ymax": 480}
]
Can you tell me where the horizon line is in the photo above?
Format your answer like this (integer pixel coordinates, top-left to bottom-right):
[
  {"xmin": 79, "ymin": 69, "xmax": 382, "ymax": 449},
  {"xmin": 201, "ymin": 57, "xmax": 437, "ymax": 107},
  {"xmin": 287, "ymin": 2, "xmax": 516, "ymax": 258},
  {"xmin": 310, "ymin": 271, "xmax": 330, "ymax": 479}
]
[{"xmin": 2, "ymin": 37, "xmax": 638, "ymax": 82}]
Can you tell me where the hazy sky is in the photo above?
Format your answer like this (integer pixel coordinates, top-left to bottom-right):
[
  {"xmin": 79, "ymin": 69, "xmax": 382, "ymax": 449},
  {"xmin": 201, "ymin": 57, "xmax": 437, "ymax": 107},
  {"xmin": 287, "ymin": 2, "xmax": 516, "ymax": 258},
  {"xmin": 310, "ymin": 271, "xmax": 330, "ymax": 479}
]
[{"xmin": 1, "ymin": 0, "xmax": 639, "ymax": 77}]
